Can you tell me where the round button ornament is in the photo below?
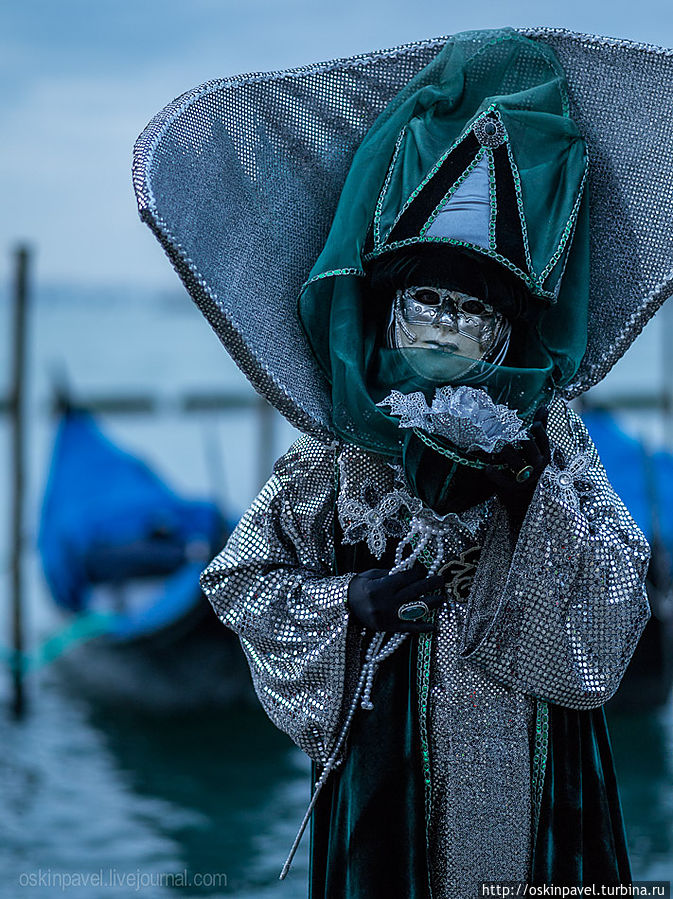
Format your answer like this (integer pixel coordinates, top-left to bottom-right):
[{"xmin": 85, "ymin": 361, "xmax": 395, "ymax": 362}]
[{"xmin": 473, "ymin": 115, "xmax": 506, "ymax": 148}]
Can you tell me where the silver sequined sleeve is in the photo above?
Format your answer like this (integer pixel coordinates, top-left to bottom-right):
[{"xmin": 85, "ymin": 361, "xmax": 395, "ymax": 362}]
[
  {"xmin": 199, "ymin": 436, "xmax": 355, "ymax": 765},
  {"xmin": 458, "ymin": 398, "xmax": 652, "ymax": 709}
]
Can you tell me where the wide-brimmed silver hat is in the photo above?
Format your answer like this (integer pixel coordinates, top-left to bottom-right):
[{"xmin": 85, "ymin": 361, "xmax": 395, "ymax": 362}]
[{"xmin": 133, "ymin": 27, "xmax": 673, "ymax": 440}]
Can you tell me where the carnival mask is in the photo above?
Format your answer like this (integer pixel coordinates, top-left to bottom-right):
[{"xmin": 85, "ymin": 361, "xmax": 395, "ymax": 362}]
[{"xmin": 390, "ymin": 286, "xmax": 507, "ymax": 362}]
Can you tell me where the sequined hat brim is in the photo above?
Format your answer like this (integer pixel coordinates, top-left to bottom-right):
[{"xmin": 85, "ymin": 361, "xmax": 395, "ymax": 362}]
[{"xmin": 133, "ymin": 27, "xmax": 673, "ymax": 438}]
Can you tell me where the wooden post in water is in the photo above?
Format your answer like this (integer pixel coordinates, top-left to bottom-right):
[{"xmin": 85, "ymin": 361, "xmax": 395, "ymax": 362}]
[{"xmin": 9, "ymin": 245, "xmax": 29, "ymax": 718}]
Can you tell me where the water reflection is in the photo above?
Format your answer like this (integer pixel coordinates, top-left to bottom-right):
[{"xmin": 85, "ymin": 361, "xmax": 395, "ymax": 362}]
[
  {"xmin": 0, "ymin": 666, "xmax": 310, "ymax": 898},
  {"xmin": 1, "ymin": 666, "xmax": 670, "ymax": 898},
  {"xmin": 607, "ymin": 704, "xmax": 673, "ymax": 879},
  {"xmin": 83, "ymin": 698, "xmax": 311, "ymax": 895}
]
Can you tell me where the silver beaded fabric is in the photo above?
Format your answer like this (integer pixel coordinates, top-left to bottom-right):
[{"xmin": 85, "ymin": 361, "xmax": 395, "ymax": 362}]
[
  {"xmin": 428, "ymin": 596, "xmax": 537, "ymax": 893},
  {"xmin": 134, "ymin": 27, "xmax": 673, "ymax": 438},
  {"xmin": 457, "ymin": 401, "xmax": 653, "ymax": 707},
  {"xmin": 200, "ymin": 436, "xmax": 352, "ymax": 765},
  {"xmin": 199, "ymin": 395, "xmax": 651, "ymax": 894}
]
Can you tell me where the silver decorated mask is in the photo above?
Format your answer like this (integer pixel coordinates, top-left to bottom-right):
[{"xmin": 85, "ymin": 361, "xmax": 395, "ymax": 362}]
[{"xmin": 390, "ymin": 285, "xmax": 509, "ymax": 363}]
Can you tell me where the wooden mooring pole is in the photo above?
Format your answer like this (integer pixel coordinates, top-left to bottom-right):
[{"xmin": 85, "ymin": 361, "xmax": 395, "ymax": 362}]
[{"xmin": 9, "ymin": 246, "xmax": 29, "ymax": 718}]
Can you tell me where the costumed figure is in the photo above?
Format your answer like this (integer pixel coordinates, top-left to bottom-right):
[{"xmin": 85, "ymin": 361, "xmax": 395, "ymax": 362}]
[{"xmin": 133, "ymin": 26, "xmax": 673, "ymax": 897}]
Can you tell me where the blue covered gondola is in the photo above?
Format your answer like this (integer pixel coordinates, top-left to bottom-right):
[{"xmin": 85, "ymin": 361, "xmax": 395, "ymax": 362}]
[{"xmin": 38, "ymin": 407, "xmax": 231, "ymax": 644}]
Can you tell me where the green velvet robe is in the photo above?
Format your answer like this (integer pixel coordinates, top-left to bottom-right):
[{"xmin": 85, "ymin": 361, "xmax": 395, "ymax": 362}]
[{"xmin": 308, "ymin": 526, "xmax": 633, "ymax": 897}]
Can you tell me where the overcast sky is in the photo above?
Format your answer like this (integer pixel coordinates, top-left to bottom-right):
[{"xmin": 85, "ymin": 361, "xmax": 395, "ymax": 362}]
[{"xmin": 2, "ymin": 1, "xmax": 672, "ymax": 291}]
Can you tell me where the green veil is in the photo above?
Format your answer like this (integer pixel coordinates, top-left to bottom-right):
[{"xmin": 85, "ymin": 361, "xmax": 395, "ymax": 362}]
[{"xmin": 298, "ymin": 29, "xmax": 590, "ymax": 510}]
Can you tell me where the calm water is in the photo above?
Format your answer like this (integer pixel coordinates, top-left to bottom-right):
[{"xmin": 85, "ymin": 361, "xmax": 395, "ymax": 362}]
[
  {"xmin": 0, "ymin": 655, "xmax": 671, "ymax": 897},
  {"xmin": 0, "ymin": 286, "xmax": 672, "ymax": 895},
  {"xmin": 0, "ymin": 667, "xmax": 311, "ymax": 898}
]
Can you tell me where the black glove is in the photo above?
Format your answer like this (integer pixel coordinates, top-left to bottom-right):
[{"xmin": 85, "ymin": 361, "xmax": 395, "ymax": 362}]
[
  {"xmin": 346, "ymin": 561, "xmax": 446, "ymax": 633},
  {"xmin": 483, "ymin": 405, "xmax": 551, "ymax": 531}
]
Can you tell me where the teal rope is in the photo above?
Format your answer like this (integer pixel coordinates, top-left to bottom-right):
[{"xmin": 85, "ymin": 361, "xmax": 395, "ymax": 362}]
[{"xmin": 0, "ymin": 611, "xmax": 117, "ymax": 674}]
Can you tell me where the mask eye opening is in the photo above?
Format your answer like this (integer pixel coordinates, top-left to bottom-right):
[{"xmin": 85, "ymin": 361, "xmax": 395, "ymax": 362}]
[
  {"xmin": 459, "ymin": 297, "xmax": 490, "ymax": 315},
  {"xmin": 409, "ymin": 286, "xmax": 442, "ymax": 306}
]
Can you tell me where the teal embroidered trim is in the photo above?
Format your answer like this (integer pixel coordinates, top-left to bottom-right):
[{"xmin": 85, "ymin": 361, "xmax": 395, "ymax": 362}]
[
  {"xmin": 383, "ymin": 103, "xmax": 499, "ymax": 243},
  {"xmin": 504, "ymin": 137, "xmax": 534, "ymax": 276},
  {"xmin": 540, "ymin": 158, "xmax": 589, "ymax": 284},
  {"xmin": 374, "ymin": 124, "xmax": 407, "ymax": 248},
  {"xmin": 299, "ymin": 268, "xmax": 366, "ymax": 293},
  {"xmin": 531, "ymin": 697, "xmax": 550, "ymax": 841},
  {"xmin": 487, "ymin": 147, "xmax": 497, "ymax": 251},
  {"xmin": 412, "ymin": 427, "xmax": 509, "ymax": 470},
  {"xmin": 370, "ymin": 82, "xmax": 583, "ymax": 299},
  {"xmin": 419, "ymin": 147, "xmax": 487, "ymax": 238},
  {"xmin": 549, "ymin": 209, "xmax": 578, "ymax": 300},
  {"xmin": 416, "ymin": 624, "xmax": 435, "ymax": 898},
  {"xmin": 364, "ymin": 238, "xmax": 557, "ymax": 301}
]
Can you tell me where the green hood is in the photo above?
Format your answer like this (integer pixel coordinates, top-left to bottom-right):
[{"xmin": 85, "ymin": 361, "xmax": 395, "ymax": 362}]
[{"xmin": 301, "ymin": 28, "xmax": 589, "ymax": 511}]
